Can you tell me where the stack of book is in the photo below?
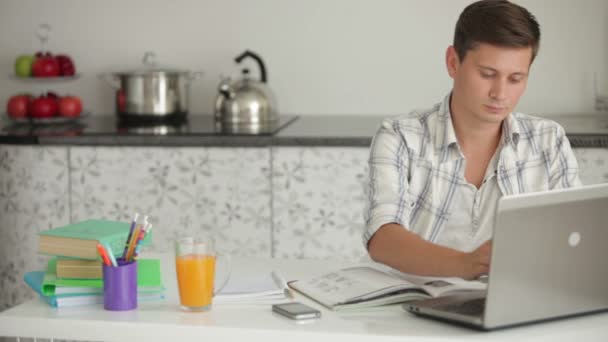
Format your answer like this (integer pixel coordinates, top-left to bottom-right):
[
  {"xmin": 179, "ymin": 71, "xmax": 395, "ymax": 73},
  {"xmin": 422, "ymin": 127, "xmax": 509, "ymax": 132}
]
[{"xmin": 23, "ymin": 219, "xmax": 165, "ymax": 308}]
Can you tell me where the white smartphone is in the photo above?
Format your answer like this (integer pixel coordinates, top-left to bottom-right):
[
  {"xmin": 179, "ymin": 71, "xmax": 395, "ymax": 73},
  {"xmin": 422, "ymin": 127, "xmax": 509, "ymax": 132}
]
[{"xmin": 272, "ymin": 302, "xmax": 322, "ymax": 320}]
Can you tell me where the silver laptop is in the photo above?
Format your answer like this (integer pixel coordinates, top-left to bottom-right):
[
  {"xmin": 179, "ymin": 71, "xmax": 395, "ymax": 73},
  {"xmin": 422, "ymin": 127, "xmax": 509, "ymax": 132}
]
[{"xmin": 405, "ymin": 183, "xmax": 608, "ymax": 330}]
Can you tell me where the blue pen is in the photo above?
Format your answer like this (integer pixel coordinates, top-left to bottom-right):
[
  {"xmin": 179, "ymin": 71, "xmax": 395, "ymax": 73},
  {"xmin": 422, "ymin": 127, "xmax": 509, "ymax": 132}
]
[
  {"xmin": 122, "ymin": 213, "xmax": 139, "ymax": 259},
  {"xmin": 104, "ymin": 242, "xmax": 118, "ymax": 267},
  {"xmin": 134, "ymin": 223, "xmax": 152, "ymax": 257}
]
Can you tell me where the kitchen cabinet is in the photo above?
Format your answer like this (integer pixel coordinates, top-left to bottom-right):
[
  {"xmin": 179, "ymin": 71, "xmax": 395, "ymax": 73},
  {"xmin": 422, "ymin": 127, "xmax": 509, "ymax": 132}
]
[
  {"xmin": 1, "ymin": 143, "xmax": 607, "ymax": 311},
  {"xmin": 0, "ymin": 145, "xmax": 271, "ymax": 311},
  {"xmin": 268, "ymin": 146, "xmax": 608, "ymax": 261},
  {"xmin": 573, "ymin": 148, "xmax": 608, "ymax": 184},
  {"xmin": 271, "ymin": 147, "xmax": 370, "ymax": 261},
  {"xmin": 69, "ymin": 147, "xmax": 272, "ymax": 257},
  {"xmin": 0, "ymin": 145, "xmax": 70, "ymax": 311}
]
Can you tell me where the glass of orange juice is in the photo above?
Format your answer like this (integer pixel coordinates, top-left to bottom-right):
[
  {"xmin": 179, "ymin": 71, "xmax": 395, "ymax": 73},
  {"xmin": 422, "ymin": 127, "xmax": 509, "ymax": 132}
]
[{"xmin": 175, "ymin": 236, "xmax": 230, "ymax": 311}]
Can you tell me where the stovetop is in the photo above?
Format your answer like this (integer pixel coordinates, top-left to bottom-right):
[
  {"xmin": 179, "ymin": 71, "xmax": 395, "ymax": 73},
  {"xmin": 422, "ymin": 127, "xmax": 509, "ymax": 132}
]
[{"xmin": 0, "ymin": 114, "xmax": 299, "ymax": 137}]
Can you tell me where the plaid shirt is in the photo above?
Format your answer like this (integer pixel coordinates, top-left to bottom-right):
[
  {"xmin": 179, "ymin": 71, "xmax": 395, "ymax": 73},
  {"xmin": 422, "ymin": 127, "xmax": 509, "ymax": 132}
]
[{"xmin": 364, "ymin": 94, "xmax": 582, "ymax": 252}]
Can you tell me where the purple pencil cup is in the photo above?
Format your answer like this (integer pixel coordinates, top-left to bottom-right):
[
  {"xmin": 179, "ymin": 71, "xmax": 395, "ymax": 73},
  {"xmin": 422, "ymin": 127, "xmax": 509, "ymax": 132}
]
[{"xmin": 103, "ymin": 258, "xmax": 137, "ymax": 311}]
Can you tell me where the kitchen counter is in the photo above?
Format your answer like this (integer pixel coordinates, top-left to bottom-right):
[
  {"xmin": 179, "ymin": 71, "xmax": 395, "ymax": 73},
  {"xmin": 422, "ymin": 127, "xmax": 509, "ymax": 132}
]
[{"xmin": 0, "ymin": 113, "xmax": 607, "ymax": 147}]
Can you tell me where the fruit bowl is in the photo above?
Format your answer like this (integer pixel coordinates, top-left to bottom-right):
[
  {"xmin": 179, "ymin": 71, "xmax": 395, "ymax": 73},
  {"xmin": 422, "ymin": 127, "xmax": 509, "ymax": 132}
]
[
  {"xmin": 6, "ymin": 110, "xmax": 90, "ymax": 125},
  {"xmin": 9, "ymin": 73, "xmax": 82, "ymax": 82}
]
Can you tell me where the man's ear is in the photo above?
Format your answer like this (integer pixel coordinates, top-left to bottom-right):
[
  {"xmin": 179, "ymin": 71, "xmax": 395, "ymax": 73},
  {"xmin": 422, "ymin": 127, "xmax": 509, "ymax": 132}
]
[{"xmin": 446, "ymin": 46, "xmax": 460, "ymax": 78}]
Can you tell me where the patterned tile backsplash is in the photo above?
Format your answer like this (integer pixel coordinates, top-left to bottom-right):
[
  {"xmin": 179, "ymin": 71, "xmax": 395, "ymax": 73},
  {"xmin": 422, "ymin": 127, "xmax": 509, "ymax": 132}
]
[
  {"xmin": 272, "ymin": 147, "xmax": 370, "ymax": 261},
  {"xmin": 1, "ymin": 145, "xmax": 607, "ymax": 311},
  {"xmin": 0, "ymin": 146, "xmax": 70, "ymax": 311},
  {"xmin": 69, "ymin": 147, "xmax": 272, "ymax": 257}
]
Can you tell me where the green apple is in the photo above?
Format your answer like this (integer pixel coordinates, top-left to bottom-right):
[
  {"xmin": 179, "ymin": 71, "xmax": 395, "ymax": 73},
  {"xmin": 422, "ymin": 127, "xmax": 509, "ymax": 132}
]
[{"xmin": 14, "ymin": 55, "xmax": 35, "ymax": 77}]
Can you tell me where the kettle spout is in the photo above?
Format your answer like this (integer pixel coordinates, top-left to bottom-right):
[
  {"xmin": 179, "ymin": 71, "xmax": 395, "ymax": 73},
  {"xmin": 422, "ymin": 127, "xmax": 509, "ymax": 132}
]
[{"xmin": 218, "ymin": 79, "xmax": 235, "ymax": 99}]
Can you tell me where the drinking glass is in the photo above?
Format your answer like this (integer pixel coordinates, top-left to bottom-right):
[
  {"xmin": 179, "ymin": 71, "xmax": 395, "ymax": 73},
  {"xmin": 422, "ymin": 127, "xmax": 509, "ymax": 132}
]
[{"xmin": 175, "ymin": 236, "xmax": 230, "ymax": 311}]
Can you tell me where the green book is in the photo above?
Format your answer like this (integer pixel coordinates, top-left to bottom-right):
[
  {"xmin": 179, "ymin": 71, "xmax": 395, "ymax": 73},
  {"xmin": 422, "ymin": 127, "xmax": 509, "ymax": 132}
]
[
  {"xmin": 38, "ymin": 219, "xmax": 151, "ymax": 260},
  {"xmin": 41, "ymin": 258, "xmax": 163, "ymax": 296}
]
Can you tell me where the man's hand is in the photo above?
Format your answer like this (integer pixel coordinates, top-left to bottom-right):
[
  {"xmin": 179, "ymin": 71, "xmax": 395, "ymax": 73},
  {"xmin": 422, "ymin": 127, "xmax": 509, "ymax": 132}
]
[{"xmin": 459, "ymin": 240, "xmax": 492, "ymax": 280}]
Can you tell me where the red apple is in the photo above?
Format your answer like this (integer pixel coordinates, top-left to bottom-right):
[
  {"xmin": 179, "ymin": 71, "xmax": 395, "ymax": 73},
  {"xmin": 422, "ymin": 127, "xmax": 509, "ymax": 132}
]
[
  {"xmin": 58, "ymin": 96, "xmax": 82, "ymax": 117},
  {"xmin": 116, "ymin": 89, "xmax": 126, "ymax": 112},
  {"xmin": 30, "ymin": 95, "xmax": 59, "ymax": 118},
  {"xmin": 34, "ymin": 51, "xmax": 53, "ymax": 58},
  {"xmin": 55, "ymin": 54, "xmax": 76, "ymax": 76},
  {"xmin": 6, "ymin": 94, "xmax": 31, "ymax": 118},
  {"xmin": 32, "ymin": 56, "xmax": 60, "ymax": 77}
]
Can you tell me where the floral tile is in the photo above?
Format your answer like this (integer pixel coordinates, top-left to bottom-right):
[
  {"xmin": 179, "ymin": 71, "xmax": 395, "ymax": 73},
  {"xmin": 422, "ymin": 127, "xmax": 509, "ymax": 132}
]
[
  {"xmin": 69, "ymin": 147, "xmax": 272, "ymax": 257},
  {"xmin": 272, "ymin": 147, "xmax": 371, "ymax": 261},
  {"xmin": 0, "ymin": 146, "xmax": 69, "ymax": 311}
]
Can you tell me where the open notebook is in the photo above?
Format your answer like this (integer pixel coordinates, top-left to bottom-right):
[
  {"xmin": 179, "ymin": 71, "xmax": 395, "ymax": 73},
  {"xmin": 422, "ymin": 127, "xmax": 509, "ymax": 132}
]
[
  {"xmin": 213, "ymin": 259, "xmax": 290, "ymax": 304},
  {"xmin": 213, "ymin": 263, "xmax": 290, "ymax": 304}
]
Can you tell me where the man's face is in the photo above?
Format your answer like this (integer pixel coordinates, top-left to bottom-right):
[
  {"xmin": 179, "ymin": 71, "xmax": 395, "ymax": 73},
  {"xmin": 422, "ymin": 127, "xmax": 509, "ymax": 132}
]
[{"xmin": 447, "ymin": 43, "xmax": 532, "ymax": 125}]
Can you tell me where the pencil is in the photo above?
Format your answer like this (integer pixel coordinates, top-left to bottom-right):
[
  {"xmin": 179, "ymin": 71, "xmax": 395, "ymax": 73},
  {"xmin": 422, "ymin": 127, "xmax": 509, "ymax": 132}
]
[
  {"xmin": 125, "ymin": 225, "xmax": 141, "ymax": 262},
  {"xmin": 122, "ymin": 213, "xmax": 139, "ymax": 259}
]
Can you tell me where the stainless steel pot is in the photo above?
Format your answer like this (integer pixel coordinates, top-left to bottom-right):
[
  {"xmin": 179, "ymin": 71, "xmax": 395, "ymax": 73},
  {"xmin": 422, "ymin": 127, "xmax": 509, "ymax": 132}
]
[{"xmin": 101, "ymin": 52, "xmax": 202, "ymax": 120}]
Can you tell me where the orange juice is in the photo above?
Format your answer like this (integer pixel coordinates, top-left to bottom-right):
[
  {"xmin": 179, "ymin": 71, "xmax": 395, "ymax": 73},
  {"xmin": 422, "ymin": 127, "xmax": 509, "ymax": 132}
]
[{"xmin": 175, "ymin": 254, "xmax": 216, "ymax": 308}]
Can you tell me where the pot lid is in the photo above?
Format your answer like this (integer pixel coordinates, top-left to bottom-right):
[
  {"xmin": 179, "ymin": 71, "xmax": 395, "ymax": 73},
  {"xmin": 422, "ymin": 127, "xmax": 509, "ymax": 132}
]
[{"xmin": 114, "ymin": 51, "xmax": 189, "ymax": 76}]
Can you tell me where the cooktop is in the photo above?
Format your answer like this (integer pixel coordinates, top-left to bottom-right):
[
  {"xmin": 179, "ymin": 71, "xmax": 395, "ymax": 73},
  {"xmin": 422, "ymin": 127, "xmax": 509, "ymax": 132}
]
[{"xmin": 1, "ymin": 114, "xmax": 299, "ymax": 137}]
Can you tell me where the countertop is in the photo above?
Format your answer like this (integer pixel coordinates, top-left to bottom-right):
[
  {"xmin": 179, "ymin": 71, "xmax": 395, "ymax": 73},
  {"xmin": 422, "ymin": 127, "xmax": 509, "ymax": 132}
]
[
  {"xmin": 0, "ymin": 113, "xmax": 607, "ymax": 147},
  {"xmin": 2, "ymin": 253, "xmax": 608, "ymax": 342}
]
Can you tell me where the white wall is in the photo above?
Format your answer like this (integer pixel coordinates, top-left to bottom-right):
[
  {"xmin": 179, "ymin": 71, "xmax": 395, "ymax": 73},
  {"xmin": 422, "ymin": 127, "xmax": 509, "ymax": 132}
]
[{"xmin": 0, "ymin": 0, "xmax": 606, "ymax": 117}]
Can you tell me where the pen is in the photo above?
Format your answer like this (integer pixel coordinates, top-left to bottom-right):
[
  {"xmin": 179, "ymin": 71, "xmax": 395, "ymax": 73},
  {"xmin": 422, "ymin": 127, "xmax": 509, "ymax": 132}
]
[
  {"xmin": 96, "ymin": 243, "xmax": 111, "ymax": 266},
  {"xmin": 138, "ymin": 223, "xmax": 151, "ymax": 242},
  {"xmin": 272, "ymin": 271, "xmax": 294, "ymax": 299},
  {"xmin": 125, "ymin": 224, "xmax": 141, "ymax": 262},
  {"xmin": 122, "ymin": 213, "xmax": 139, "ymax": 259},
  {"xmin": 126, "ymin": 216, "xmax": 148, "ymax": 261},
  {"xmin": 103, "ymin": 242, "xmax": 118, "ymax": 267},
  {"xmin": 134, "ymin": 224, "xmax": 152, "ymax": 257}
]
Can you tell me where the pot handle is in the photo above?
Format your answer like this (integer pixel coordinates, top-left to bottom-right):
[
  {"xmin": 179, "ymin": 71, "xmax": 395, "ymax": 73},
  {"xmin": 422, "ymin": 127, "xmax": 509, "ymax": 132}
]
[
  {"xmin": 98, "ymin": 73, "xmax": 120, "ymax": 90},
  {"xmin": 187, "ymin": 71, "xmax": 204, "ymax": 82}
]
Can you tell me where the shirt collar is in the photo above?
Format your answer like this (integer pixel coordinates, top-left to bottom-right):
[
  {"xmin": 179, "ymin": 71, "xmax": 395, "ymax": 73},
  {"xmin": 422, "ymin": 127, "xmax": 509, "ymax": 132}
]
[
  {"xmin": 501, "ymin": 112, "xmax": 521, "ymax": 150},
  {"xmin": 435, "ymin": 92, "xmax": 520, "ymax": 153},
  {"xmin": 435, "ymin": 93, "xmax": 459, "ymax": 152}
]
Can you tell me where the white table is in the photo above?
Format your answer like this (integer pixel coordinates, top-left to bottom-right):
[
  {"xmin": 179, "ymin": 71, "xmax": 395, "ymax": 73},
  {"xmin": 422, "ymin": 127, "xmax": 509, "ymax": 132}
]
[{"xmin": 1, "ymin": 253, "xmax": 608, "ymax": 342}]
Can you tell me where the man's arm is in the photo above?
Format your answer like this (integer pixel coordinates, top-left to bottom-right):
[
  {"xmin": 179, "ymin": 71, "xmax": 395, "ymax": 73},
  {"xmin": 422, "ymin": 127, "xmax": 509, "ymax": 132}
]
[{"xmin": 367, "ymin": 223, "xmax": 491, "ymax": 280}]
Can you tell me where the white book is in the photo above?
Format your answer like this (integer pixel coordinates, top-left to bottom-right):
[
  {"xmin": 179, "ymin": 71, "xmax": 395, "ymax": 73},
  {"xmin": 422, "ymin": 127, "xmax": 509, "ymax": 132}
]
[
  {"xmin": 214, "ymin": 270, "xmax": 288, "ymax": 304},
  {"xmin": 289, "ymin": 265, "xmax": 487, "ymax": 311}
]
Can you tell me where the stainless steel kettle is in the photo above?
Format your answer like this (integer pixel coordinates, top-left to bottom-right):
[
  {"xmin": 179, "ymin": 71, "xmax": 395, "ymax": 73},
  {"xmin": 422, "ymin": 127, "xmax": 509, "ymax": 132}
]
[{"xmin": 214, "ymin": 50, "xmax": 278, "ymax": 125}]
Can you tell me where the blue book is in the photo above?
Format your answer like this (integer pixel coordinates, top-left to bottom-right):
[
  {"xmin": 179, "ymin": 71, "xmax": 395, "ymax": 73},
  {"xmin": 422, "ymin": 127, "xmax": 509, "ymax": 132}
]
[{"xmin": 24, "ymin": 271, "xmax": 164, "ymax": 308}]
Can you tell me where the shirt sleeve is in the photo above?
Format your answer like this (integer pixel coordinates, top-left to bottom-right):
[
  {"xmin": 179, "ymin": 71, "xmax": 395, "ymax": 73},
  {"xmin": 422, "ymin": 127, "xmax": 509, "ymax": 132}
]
[
  {"xmin": 548, "ymin": 124, "xmax": 583, "ymax": 189},
  {"xmin": 363, "ymin": 119, "xmax": 413, "ymax": 248}
]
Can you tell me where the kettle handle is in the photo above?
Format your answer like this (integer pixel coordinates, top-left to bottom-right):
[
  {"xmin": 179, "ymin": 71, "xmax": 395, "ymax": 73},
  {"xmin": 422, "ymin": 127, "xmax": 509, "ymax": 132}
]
[{"xmin": 235, "ymin": 50, "xmax": 267, "ymax": 83}]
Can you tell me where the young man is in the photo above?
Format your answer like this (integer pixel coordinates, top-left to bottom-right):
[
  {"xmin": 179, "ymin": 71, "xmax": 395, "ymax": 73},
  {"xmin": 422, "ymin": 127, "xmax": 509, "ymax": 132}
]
[{"xmin": 364, "ymin": 0, "xmax": 581, "ymax": 280}]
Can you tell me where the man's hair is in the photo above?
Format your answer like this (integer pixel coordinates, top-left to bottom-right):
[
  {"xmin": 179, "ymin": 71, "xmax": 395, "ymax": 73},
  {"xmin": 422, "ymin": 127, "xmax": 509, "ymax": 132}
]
[{"xmin": 453, "ymin": 0, "xmax": 540, "ymax": 63}]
